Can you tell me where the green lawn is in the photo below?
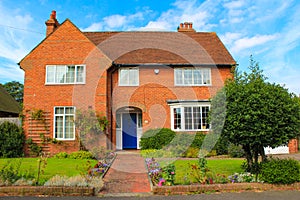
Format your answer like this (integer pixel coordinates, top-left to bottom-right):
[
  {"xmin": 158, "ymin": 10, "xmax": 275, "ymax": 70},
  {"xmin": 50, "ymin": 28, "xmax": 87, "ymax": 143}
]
[
  {"xmin": 159, "ymin": 158, "xmax": 244, "ymax": 184},
  {"xmin": 0, "ymin": 158, "xmax": 98, "ymax": 183}
]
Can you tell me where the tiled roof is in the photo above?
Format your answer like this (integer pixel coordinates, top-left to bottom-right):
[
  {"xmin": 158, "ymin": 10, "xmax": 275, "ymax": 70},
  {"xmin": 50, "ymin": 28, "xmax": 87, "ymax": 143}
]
[
  {"xmin": 0, "ymin": 85, "xmax": 20, "ymax": 114},
  {"xmin": 83, "ymin": 31, "xmax": 236, "ymax": 65}
]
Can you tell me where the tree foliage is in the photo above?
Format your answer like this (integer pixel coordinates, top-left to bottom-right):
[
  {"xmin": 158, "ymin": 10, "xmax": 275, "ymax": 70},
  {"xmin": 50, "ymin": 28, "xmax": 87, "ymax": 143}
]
[
  {"xmin": 1, "ymin": 81, "xmax": 24, "ymax": 104},
  {"xmin": 0, "ymin": 121, "xmax": 25, "ymax": 158},
  {"xmin": 210, "ymin": 56, "xmax": 300, "ymax": 174}
]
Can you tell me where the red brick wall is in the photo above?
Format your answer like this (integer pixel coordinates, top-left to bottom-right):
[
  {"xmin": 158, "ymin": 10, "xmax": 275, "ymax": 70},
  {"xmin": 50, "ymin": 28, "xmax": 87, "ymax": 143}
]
[
  {"xmin": 20, "ymin": 20, "xmax": 110, "ymax": 154},
  {"xmin": 109, "ymin": 65, "xmax": 233, "ymax": 147}
]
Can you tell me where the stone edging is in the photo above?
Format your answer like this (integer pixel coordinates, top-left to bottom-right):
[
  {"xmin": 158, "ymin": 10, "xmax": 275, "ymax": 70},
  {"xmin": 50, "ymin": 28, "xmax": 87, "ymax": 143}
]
[
  {"xmin": 0, "ymin": 186, "xmax": 95, "ymax": 196},
  {"xmin": 152, "ymin": 182, "xmax": 300, "ymax": 195}
]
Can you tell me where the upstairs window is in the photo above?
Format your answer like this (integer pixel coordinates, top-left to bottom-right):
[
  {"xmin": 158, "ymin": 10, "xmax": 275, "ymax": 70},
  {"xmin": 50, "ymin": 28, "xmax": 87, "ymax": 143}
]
[
  {"xmin": 46, "ymin": 65, "xmax": 85, "ymax": 84},
  {"xmin": 119, "ymin": 68, "xmax": 139, "ymax": 86},
  {"xmin": 54, "ymin": 106, "xmax": 75, "ymax": 140},
  {"xmin": 174, "ymin": 68, "xmax": 211, "ymax": 86}
]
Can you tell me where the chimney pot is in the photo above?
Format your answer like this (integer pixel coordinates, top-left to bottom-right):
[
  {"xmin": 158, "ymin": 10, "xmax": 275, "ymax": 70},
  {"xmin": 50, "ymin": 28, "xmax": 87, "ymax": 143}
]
[
  {"xmin": 177, "ymin": 22, "xmax": 195, "ymax": 32},
  {"xmin": 50, "ymin": 10, "xmax": 56, "ymax": 19}
]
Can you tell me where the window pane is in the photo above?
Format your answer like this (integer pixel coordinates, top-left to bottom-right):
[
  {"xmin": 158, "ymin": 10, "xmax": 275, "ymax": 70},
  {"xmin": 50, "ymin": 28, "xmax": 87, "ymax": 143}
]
[
  {"xmin": 119, "ymin": 69, "xmax": 129, "ymax": 85},
  {"xmin": 173, "ymin": 108, "xmax": 181, "ymax": 129},
  {"xmin": 184, "ymin": 107, "xmax": 193, "ymax": 130},
  {"xmin": 138, "ymin": 113, "xmax": 142, "ymax": 128},
  {"xmin": 193, "ymin": 69, "xmax": 202, "ymax": 85},
  {"xmin": 184, "ymin": 69, "xmax": 192, "ymax": 85},
  {"xmin": 66, "ymin": 66, "xmax": 75, "ymax": 83},
  {"xmin": 202, "ymin": 106, "xmax": 209, "ymax": 129},
  {"xmin": 65, "ymin": 115, "xmax": 74, "ymax": 139},
  {"xmin": 55, "ymin": 107, "xmax": 64, "ymax": 114},
  {"xmin": 65, "ymin": 107, "xmax": 74, "ymax": 114},
  {"xmin": 56, "ymin": 66, "xmax": 66, "ymax": 83},
  {"xmin": 55, "ymin": 116, "xmax": 64, "ymax": 138},
  {"xmin": 46, "ymin": 66, "xmax": 55, "ymax": 83},
  {"xmin": 175, "ymin": 69, "xmax": 183, "ymax": 85},
  {"xmin": 203, "ymin": 69, "xmax": 211, "ymax": 84},
  {"xmin": 116, "ymin": 114, "xmax": 121, "ymax": 128},
  {"xmin": 76, "ymin": 66, "xmax": 84, "ymax": 83},
  {"xmin": 129, "ymin": 68, "xmax": 138, "ymax": 85},
  {"xmin": 193, "ymin": 107, "xmax": 201, "ymax": 130}
]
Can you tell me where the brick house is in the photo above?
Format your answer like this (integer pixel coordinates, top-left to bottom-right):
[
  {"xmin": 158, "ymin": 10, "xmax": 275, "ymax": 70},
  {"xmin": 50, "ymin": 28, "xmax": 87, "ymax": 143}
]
[{"xmin": 18, "ymin": 11, "xmax": 297, "ymax": 154}]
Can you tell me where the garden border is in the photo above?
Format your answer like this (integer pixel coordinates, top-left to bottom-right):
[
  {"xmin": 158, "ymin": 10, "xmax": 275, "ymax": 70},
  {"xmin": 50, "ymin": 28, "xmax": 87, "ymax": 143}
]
[
  {"xmin": 152, "ymin": 182, "xmax": 300, "ymax": 195},
  {"xmin": 0, "ymin": 186, "xmax": 95, "ymax": 196}
]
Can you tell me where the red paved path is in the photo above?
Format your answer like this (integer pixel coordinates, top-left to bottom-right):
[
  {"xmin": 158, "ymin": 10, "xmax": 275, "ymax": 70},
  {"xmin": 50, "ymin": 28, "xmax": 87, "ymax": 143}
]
[{"xmin": 100, "ymin": 151, "xmax": 151, "ymax": 195}]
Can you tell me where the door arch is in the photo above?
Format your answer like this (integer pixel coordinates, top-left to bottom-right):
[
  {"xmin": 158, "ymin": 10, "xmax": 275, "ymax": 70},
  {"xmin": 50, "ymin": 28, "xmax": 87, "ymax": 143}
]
[{"xmin": 116, "ymin": 107, "xmax": 142, "ymax": 149}]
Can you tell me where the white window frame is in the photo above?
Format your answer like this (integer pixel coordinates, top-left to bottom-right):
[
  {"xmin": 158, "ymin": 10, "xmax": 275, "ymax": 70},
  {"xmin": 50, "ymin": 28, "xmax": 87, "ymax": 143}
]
[
  {"xmin": 118, "ymin": 67, "xmax": 139, "ymax": 86},
  {"xmin": 45, "ymin": 65, "xmax": 86, "ymax": 85},
  {"xmin": 170, "ymin": 103, "xmax": 210, "ymax": 131},
  {"xmin": 53, "ymin": 106, "xmax": 76, "ymax": 140},
  {"xmin": 174, "ymin": 68, "xmax": 212, "ymax": 86}
]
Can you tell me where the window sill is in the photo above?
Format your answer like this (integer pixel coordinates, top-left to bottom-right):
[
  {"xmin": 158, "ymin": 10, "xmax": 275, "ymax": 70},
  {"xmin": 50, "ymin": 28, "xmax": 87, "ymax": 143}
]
[{"xmin": 45, "ymin": 83, "xmax": 85, "ymax": 85}]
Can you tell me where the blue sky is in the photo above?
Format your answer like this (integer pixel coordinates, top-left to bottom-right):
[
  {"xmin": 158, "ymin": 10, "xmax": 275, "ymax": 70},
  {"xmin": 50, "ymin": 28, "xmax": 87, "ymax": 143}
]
[{"xmin": 0, "ymin": 0, "xmax": 299, "ymax": 94}]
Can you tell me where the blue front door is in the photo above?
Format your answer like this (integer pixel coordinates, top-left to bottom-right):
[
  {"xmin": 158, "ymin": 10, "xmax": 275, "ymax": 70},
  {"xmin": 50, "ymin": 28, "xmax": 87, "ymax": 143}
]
[{"xmin": 122, "ymin": 113, "xmax": 137, "ymax": 149}]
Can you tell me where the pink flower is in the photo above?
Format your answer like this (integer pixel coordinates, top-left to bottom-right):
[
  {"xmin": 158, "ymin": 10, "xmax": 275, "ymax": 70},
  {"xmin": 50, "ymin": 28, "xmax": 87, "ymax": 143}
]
[{"xmin": 158, "ymin": 178, "xmax": 166, "ymax": 186}]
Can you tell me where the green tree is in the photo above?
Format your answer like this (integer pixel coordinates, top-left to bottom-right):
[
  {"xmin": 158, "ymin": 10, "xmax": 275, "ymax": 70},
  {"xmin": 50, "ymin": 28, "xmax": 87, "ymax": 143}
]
[
  {"xmin": 210, "ymin": 56, "xmax": 300, "ymax": 175},
  {"xmin": 0, "ymin": 121, "xmax": 25, "ymax": 158},
  {"xmin": 1, "ymin": 81, "xmax": 24, "ymax": 104}
]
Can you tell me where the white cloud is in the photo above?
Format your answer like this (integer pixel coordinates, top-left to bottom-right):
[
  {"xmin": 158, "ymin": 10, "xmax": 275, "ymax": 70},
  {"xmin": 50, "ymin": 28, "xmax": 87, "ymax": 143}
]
[
  {"xmin": 219, "ymin": 32, "xmax": 243, "ymax": 46},
  {"xmin": 141, "ymin": 0, "xmax": 217, "ymax": 31},
  {"xmin": 104, "ymin": 15, "xmax": 127, "ymax": 29},
  {"xmin": 223, "ymin": 0, "xmax": 245, "ymax": 9},
  {"xmin": 83, "ymin": 10, "xmax": 148, "ymax": 31},
  {"xmin": 0, "ymin": 62, "xmax": 24, "ymax": 83},
  {"xmin": 231, "ymin": 34, "xmax": 278, "ymax": 54},
  {"xmin": 0, "ymin": 4, "xmax": 37, "ymax": 62}
]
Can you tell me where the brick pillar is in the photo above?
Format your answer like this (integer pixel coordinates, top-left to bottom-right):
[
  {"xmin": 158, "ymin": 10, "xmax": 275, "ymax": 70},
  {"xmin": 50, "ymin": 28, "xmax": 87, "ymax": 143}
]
[{"xmin": 288, "ymin": 139, "xmax": 298, "ymax": 153}]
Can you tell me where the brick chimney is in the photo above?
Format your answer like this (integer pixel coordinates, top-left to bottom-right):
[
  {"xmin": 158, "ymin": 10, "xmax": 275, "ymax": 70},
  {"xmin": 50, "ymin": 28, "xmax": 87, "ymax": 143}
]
[
  {"xmin": 45, "ymin": 10, "xmax": 60, "ymax": 36},
  {"xmin": 177, "ymin": 22, "xmax": 195, "ymax": 32}
]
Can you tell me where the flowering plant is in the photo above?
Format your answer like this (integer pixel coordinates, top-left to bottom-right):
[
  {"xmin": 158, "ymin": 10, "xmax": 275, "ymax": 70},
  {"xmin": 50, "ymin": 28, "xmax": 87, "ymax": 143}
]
[
  {"xmin": 162, "ymin": 164, "xmax": 176, "ymax": 186},
  {"xmin": 228, "ymin": 172, "xmax": 256, "ymax": 183},
  {"xmin": 145, "ymin": 158, "xmax": 162, "ymax": 185}
]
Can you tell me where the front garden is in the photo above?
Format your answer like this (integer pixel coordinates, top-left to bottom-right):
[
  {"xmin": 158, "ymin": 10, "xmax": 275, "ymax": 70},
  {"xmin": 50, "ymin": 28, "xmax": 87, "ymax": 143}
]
[
  {"xmin": 141, "ymin": 128, "xmax": 300, "ymax": 190},
  {"xmin": 0, "ymin": 150, "xmax": 116, "ymax": 194}
]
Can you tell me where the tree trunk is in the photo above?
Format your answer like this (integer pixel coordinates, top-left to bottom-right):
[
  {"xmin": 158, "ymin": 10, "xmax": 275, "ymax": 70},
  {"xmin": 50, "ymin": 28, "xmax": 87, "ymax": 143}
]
[
  {"xmin": 259, "ymin": 145, "xmax": 267, "ymax": 162},
  {"xmin": 243, "ymin": 144, "xmax": 253, "ymax": 172}
]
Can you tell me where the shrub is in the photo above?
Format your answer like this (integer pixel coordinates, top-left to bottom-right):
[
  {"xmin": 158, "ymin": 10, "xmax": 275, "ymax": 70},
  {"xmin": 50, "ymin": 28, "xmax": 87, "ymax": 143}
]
[
  {"xmin": 0, "ymin": 121, "xmax": 25, "ymax": 158},
  {"xmin": 140, "ymin": 128, "xmax": 176, "ymax": 149},
  {"xmin": 228, "ymin": 143, "xmax": 245, "ymax": 158},
  {"xmin": 53, "ymin": 152, "xmax": 69, "ymax": 159},
  {"xmin": 69, "ymin": 151, "xmax": 94, "ymax": 159},
  {"xmin": 190, "ymin": 132, "xmax": 206, "ymax": 148},
  {"xmin": 184, "ymin": 147, "xmax": 200, "ymax": 158},
  {"xmin": 25, "ymin": 138, "xmax": 42, "ymax": 157},
  {"xmin": 0, "ymin": 158, "xmax": 34, "ymax": 185},
  {"xmin": 44, "ymin": 174, "xmax": 104, "ymax": 191},
  {"xmin": 260, "ymin": 158, "xmax": 300, "ymax": 184},
  {"xmin": 213, "ymin": 136, "xmax": 229, "ymax": 155}
]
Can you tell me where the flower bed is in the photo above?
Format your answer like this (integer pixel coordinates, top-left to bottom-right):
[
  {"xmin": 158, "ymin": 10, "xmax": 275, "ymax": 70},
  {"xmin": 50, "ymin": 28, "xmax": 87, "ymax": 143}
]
[
  {"xmin": 88, "ymin": 152, "xmax": 116, "ymax": 178},
  {"xmin": 145, "ymin": 157, "xmax": 300, "ymax": 195},
  {"xmin": 152, "ymin": 182, "xmax": 300, "ymax": 195}
]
